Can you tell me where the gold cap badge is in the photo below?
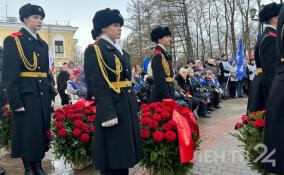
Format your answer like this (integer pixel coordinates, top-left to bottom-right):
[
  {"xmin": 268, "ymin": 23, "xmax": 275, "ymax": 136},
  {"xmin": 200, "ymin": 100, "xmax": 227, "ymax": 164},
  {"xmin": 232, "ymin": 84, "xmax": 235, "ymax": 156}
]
[{"xmin": 38, "ymin": 8, "xmax": 42, "ymax": 11}]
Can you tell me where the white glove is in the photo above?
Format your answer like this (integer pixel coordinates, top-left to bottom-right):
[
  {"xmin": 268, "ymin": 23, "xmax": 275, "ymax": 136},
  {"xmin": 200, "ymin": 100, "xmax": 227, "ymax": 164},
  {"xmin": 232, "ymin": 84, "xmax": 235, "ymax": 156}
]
[
  {"xmin": 15, "ymin": 107, "xmax": 25, "ymax": 112},
  {"xmin": 102, "ymin": 118, "xmax": 118, "ymax": 127},
  {"xmin": 51, "ymin": 100, "xmax": 54, "ymax": 107}
]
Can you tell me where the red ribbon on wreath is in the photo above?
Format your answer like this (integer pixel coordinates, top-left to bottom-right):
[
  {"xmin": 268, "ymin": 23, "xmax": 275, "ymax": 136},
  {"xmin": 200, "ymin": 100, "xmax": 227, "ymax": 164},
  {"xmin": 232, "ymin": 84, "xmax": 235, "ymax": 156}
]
[{"xmin": 173, "ymin": 109, "xmax": 196, "ymax": 163}]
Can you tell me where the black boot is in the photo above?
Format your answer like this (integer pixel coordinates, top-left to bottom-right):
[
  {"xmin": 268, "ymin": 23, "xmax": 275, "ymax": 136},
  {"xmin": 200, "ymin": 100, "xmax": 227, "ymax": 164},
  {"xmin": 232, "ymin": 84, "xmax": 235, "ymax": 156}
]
[
  {"xmin": 0, "ymin": 167, "xmax": 5, "ymax": 175},
  {"xmin": 22, "ymin": 159, "xmax": 35, "ymax": 175},
  {"xmin": 33, "ymin": 160, "xmax": 46, "ymax": 175}
]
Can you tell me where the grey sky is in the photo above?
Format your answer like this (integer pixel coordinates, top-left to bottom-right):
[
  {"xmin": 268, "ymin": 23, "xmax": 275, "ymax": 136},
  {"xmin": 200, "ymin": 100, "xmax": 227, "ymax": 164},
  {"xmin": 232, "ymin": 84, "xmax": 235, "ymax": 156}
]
[
  {"xmin": 0, "ymin": 0, "xmax": 129, "ymax": 49},
  {"xmin": 0, "ymin": 0, "xmax": 281, "ymax": 50}
]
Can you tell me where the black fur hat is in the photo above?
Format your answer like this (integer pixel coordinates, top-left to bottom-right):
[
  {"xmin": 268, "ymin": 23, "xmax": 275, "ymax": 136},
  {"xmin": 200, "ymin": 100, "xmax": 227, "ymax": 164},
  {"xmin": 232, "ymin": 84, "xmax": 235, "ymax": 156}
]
[
  {"xmin": 19, "ymin": 3, "xmax": 45, "ymax": 22},
  {"xmin": 259, "ymin": 2, "xmax": 282, "ymax": 22},
  {"xmin": 91, "ymin": 29, "xmax": 101, "ymax": 40},
  {"xmin": 150, "ymin": 26, "xmax": 171, "ymax": 43},
  {"xmin": 92, "ymin": 8, "xmax": 124, "ymax": 38}
]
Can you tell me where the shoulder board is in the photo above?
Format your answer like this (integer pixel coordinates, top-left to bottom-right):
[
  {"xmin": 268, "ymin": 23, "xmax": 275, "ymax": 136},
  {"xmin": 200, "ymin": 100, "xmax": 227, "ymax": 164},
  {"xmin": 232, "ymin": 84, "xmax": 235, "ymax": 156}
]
[
  {"xmin": 156, "ymin": 50, "xmax": 161, "ymax": 55},
  {"xmin": 269, "ymin": 31, "xmax": 276, "ymax": 37},
  {"xmin": 89, "ymin": 42, "xmax": 99, "ymax": 46},
  {"xmin": 9, "ymin": 32, "xmax": 23, "ymax": 37}
]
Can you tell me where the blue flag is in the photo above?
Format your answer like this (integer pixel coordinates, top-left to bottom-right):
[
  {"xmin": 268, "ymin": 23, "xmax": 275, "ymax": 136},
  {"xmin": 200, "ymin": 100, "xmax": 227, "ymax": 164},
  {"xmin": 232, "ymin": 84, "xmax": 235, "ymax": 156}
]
[
  {"xmin": 257, "ymin": 33, "xmax": 261, "ymax": 41},
  {"xmin": 144, "ymin": 57, "xmax": 151, "ymax": 72},
  {"xmin": 234, "ymin": 39, "xmax": 246, "ymax": 80}
]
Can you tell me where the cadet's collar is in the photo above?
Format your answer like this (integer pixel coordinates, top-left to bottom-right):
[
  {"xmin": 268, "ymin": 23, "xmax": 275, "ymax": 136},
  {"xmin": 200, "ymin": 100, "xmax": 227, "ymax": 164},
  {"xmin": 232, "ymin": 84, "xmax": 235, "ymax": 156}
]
[
  {"xmin": 23, "ymin": 26, "xmax": 38, "ymax": 40},
  {"xmin": 265, "ymin": 24, "xmax": 276, "ymax": 30},
  {"xmin": 158, "ymin": 44, "xmax": 166, "ymax": 52},
  {"xmin": 101, "ymin": 34, "xmax": 123, "ymax": 55}
]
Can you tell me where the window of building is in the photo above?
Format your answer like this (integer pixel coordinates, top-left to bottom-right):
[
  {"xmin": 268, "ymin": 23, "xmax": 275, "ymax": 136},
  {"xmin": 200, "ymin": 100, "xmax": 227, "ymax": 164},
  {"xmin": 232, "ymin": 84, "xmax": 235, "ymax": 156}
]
[{"xmin": 55, "ymin": 41, "xmax": 64, "ymax": 53}]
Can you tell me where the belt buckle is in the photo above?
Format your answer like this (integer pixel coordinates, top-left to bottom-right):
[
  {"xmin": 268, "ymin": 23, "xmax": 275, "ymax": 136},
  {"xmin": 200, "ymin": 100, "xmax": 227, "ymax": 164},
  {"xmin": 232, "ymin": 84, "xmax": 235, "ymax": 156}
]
[{"xmin": 126, "ymin": 81, "xmax": 131, "ymax": 87}]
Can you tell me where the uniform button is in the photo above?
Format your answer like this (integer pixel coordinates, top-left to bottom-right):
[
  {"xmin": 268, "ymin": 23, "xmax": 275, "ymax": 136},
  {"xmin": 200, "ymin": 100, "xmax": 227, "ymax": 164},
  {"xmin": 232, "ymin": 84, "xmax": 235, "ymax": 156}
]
[
  {"xmin": 128, "ymin": 90, "xmax": 131, "ymax": 93},
  {"xmin": 38, "ymin": 66, "xmax": 40, "ymax": 69},
  {"xmin": 40, "ymin": 92, "xmax": 43, "ymax": 95},
  {"xmin": 39, "ymin": 80, "xmax": 42, "ymax": 83},
  {"xmin": 37, "ymin": 53, "xmax": 40, "ymax": 56},
  {"xmin": 126, "ymin": 69, "xmax": 128, "ymax": 71}
]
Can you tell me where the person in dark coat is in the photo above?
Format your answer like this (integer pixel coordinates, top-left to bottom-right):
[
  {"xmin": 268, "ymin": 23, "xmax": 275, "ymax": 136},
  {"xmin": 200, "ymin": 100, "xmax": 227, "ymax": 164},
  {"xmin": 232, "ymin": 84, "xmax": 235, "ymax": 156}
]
[
  {"xmin": 84, "ymin": 8, "xmax": 143, "ymax": 175},
  {"xmin": 149, "ymin": 26, "xmax": 174, "ymax": 103},
  {"xmin": 0, "ymin": 46, "xmax": 6, "ymax": 175},
  {"xmin": 56, "ymin": 63, "xmax": 69, "ymax": 105},
  {"xmin": 264, "ymin": 4, "xmax": 284, "ymax": 174},
  {"xmin": 2, "ymin": 3, "xmax": 55, "ymax": 175},
  {"xmin": 247, "ymin": 2, "xmax": 281, "ymax": 112}
]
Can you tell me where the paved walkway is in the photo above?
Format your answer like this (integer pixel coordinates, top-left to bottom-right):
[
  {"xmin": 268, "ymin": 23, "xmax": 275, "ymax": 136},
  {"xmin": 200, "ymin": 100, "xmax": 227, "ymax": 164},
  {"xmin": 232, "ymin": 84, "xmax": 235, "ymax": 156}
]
[{"xmin": 0, "ymin": 97, "xmax": 262, "ymax": 175}]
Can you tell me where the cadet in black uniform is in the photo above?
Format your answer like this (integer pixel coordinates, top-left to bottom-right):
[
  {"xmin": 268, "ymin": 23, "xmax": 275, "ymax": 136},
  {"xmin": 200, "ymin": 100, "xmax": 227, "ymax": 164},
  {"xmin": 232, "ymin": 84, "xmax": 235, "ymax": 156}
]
[
  {"xmin": 247, "ymin": 2, "xmax": 281, "ymax": 112},
  {"xmin": 84, "ymin": 8, "xmax": 143, "ymax": 175},
  {"xmin": 264, "ymin": 4, "xmax": 284, "ymax": 174},
  {"xmin": 2, "ymin": 3, "xmax": 55, "ymax": 175},
  {"xmin": 149, "ymin": 26, "xmax": 174, "ymax": 103}
]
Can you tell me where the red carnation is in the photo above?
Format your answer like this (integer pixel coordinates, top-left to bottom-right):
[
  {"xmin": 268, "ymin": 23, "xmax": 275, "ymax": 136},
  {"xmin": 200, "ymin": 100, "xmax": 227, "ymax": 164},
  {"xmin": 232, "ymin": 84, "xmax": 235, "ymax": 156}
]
[
  {"xmin": 242, "ymin": 115, "xmax": 248, "ymax": 124},
  {"xmin": 156, "ymin": 50, "xmax": 161, "ymax": 54},
  {"xmin": 62, "ymin": 106, "xmax": 71, "ymax": 111},
  {"xmin": 142, "ymin": 107, "xmax": 151, "ymax": 113},
  {"xmin": 84, "ymin": 109, "xmax": 91, "ymax": 115},
  {"xmin": 149, "ymin": 120, "xmax": 159, "ymax": 130},
  {"xmin": 74, "ymin": 120, "xmax": 84, "ymax": 128},
  {"xmin": 73, "ymin": 128, "xmax": 81, "ymax": 137},
  {"xmin": 142, "ymin": 112, "xmax": 152, "ymax": 118},
  {"xmin": 234, "ymin": 122, "xmax": 243, "ymax": 130},
  {"xmin": 141, "ymin": 129, "xmax": 150, "ymax": 139},
  {"xmin": 161, "ymin": 111, "xmax": 171, "ymax": 120},
  {"xmin": 163, "ymin": 106, "xmax": 173, "ymax": 113},
  {"xmin": 87, "ymin": 116, "xmax": 94, "ymax": 123},
  {"xmin": 140, "ymin": 117, "xmax": 150, "ymax": 126},
  {"xmin": 165, "ymin": 130, "xmax": 177, "ymax": 142},
  {"xmin": 55, "ymin": 108, "xmax": 64, "ymax": 114},
  {"xmin": 58, "ymin": 128, "xmax": 67, "ymax": 138},
  {"xmin": 46, "ymin": 129, "xmax": 51, "ymax": 139},
  {"xmin": 74, "ymin": 113, "xmax": 83, "ymax": 120},
  {"xmin": 7, "ymin": 111, "xmax": 12, "ymax": 116},
  {"xmin": 80, "ymin": 133, "xmax": 90, "ymax": 142},
  {"xmin": 152, "ymin": 114, "xmax": 162, "ymax": 121},
  {"xmin": 54, "ymin": 113, "xmax": 64, "ymax": 121},
  {"xmin": 153, "ymin": 131, "xmax": 164, "ymax": 143},
  {"xmin": 140, "ymin": 104, "xmax": 148, "ymax": 108},
  {"xmin": 66, "ymin": 109, "xmax": 74, "ymax": 114},
  {"xmin": 81, "ymin": 124, "xmax": 89, "ymax": 132},
  {"xmin": 162, "ymin": 99, "xmax": 177, "ymax": 107},
  {"xmin": 162, "ymin": 123, "xmax": 171, "ymax": 131},
  {"xmin": 155, "ymin": 108, "xmax": 163, "ymax": 113},
  {"xmin": 74, "ymin": 107, "xmax": 83, "ymax": 113},
  {"xmin": 248, "ymin": 116, "xmax": 253, "ymax": 121},
  {"xmin": 149, "ymin": 103, "xmax": 158, "ymax": 110},
  {"xmin": 167, "ymin": 120, "xmax": 177, "ymax": 130},
  {"xmin": 253, "ymin": 112, "xmax": 258, "ymax": 117},
  {"xmin": 55, "ymin": 121, "xmax": 64, "ymax": 130},
  {"xmin": 90, "ymin": 126, "xmax": 95, "ymax": 133},
  {"xmin": 254, "ymin": 119, "xmax": 265, "ymax": 128},
  {"xmin": 4, "ymin": 105, "xmax": 8, "ymax": 111},
  {"xmin": 66, "ymin": 113, "xmax": 74, "ymax": 120}
]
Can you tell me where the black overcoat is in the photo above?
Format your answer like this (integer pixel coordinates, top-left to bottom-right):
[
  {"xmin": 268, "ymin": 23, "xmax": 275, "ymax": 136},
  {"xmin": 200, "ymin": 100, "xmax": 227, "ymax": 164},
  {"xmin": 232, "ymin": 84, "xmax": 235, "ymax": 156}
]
[
  {"xmin": 2, "ymin": 28, "xmax": 54, "ymax": 161},
  {"xmin": 264, "ymin": 6, "xmax": 284, "ymax": 174},
  {"xmin": 84, "ymin": 39, "xmax": 144, "ymax": 170},
  {"xmin": 149, "ymin": 45, "xmax": 174, "ymax": 103},
  {"xmin": 247, "ymin": 27, "xmax": 277, "ymax": 112}
]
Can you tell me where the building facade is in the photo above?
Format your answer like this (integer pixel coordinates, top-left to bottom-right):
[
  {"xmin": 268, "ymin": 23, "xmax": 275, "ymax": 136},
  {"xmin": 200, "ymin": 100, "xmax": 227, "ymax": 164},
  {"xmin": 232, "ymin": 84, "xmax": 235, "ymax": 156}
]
[{"xmin": 0, "ymin": 16, "xmax": 78, "ymax": 76}]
